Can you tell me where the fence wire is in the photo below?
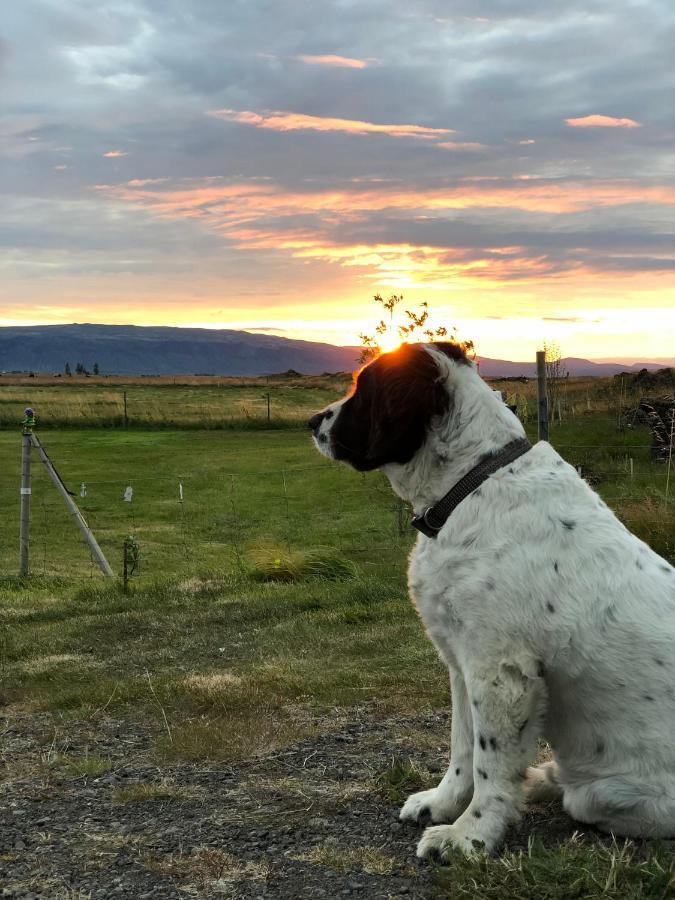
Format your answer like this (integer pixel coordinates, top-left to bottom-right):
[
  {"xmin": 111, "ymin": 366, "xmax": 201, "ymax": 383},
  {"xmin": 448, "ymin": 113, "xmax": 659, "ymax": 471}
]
[{"xmin": 1, "ymin": 427, "xmax": 672, "ymax": 582}]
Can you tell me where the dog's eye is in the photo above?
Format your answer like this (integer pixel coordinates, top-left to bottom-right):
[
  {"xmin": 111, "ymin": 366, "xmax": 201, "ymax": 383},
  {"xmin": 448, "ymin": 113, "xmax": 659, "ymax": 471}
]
[{"xmin": 324, "ymin": 410, "xmax": 334, "ymax": 420}]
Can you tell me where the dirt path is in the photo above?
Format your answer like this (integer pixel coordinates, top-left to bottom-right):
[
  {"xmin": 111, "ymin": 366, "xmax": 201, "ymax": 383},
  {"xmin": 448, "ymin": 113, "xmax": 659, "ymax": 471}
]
[{"xmin": 0, "ymin": 710, "xmax": 588, "ymax": 899}]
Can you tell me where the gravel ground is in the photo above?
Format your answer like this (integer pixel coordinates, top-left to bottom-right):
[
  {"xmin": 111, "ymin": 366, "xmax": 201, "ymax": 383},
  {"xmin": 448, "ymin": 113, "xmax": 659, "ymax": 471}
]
[{"xmin": 0, "ymin": 709, "xmax": 591, "ymax": 899}]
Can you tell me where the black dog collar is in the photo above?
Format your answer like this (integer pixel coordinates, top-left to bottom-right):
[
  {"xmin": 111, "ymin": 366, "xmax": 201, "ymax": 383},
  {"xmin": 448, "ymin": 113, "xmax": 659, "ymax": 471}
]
[{"xmin": 411, "ymin": 438, "xmax": 532, "ymax": 538}]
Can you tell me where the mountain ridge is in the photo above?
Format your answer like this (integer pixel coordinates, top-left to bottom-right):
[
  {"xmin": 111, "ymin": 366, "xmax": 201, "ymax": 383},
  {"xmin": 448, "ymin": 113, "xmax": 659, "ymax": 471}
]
[{"xmin": 0, "ymin": 324, "xmax": 670, "ymax": 378}]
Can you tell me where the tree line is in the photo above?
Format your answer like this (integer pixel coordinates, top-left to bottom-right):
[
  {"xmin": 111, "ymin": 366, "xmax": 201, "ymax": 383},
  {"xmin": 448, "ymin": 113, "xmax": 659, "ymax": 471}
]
[{"xmin": 64, "ymin": 362, "xmax": 100, "ymax": 376}]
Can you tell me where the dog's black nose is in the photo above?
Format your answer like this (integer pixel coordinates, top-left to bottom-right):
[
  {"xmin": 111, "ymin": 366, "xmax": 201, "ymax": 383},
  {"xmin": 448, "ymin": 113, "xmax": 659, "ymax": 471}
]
[{"xmin": 308, "ymin": 412, "xmax": 324, "ymax": 433}]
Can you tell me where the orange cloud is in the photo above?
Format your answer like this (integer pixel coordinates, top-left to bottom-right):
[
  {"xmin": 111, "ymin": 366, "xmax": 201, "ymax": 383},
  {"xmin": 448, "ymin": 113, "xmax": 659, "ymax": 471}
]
[
  {"xmin": 103, "ymin": 150, "xmax": 128, "ymax": 157},
  {"xmin": 126, "ymin": 177, "xmax": 169, "ymax": 186},
  {"xmin": 565, "ymin": 114, "xmax": 641, "ymax": 128},
  {"xmin": 296, "ymin": 54, "xmax": 369, "ymax": 68},
  {"xmin": 93, "ymin": 175, "xmax": 675, "ymax": 301},
  {"xmin": 437, "ymin": 141, "xmax": 487, "ymax": 151},
  {"xmin": 97, "ymin": 176, "xmax": 675, "ymax": 223},
  {"xmin": 208, "ymin": 108, "xmax": 454, "ymax": 139},
  {"xmin": 286, "ymin": 241, "xmax": 569, "ymax": 290}
]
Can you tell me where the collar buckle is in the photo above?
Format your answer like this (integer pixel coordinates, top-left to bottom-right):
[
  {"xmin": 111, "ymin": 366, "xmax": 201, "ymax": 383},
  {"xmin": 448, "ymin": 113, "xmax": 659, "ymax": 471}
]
[{"xmin": 411, "ymin": 506, "xmax": 443, "ymax": 538}]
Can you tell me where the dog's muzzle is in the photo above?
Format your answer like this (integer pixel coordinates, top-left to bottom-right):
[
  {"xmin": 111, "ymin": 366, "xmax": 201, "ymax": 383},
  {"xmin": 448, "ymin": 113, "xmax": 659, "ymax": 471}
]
[
  {"xmin": 308, "ymin": 412, "xmax": 326, "ymax": 434},
  {"xmin": 308, "ymin": 409, "xmax": 334, "ymax": 447}
]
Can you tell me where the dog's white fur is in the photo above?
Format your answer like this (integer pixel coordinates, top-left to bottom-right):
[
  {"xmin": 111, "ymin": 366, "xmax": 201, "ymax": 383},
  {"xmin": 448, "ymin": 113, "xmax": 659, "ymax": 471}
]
[{"xmin": 313, "ymin": 346, "xmax": 675, "ymax": 858}]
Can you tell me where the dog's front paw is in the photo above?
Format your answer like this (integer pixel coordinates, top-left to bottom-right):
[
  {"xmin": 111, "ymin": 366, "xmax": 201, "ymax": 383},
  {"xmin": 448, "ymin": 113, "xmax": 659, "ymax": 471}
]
[
  {"xmin": 416, "ymin": 815, "xmax": 502, "ymax": 861},
  {"xmin": 399, "ymin": 786, "xmax": 469, "ymax": 826}
]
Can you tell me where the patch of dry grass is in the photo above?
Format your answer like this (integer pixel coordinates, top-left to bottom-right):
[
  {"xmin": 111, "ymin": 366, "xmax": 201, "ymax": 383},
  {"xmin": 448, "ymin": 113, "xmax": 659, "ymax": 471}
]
[
  {"xmin": 113, "ymin": 780, "xmax": 202, "ymax": 803},
  {"xmin": 20, "ymin": 654, "xmax": 101, "ymax": 676},
  {"xmin": 297, "ymin": 843, "xmax": 414, "ymax": 877},
  {"xmin": 243, "ymin": 772, "xmax": 373, "ymax": 810},
  {"xmin": 144, "ymin": 847, "xmax": 269, "ymax": 893},
  {"xmin": 157, "ymin": 707, "xmax": 317, "ymax": 763},
  {"xmin": 181, "ymin": 671, "xmax": 243, "ymax": 696}
]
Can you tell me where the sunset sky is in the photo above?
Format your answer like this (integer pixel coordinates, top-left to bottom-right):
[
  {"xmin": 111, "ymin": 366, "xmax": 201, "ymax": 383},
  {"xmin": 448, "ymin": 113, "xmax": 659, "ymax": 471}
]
[{"xmin": 2, "ymin": 1, "xmax": 675, "ymax": 361}]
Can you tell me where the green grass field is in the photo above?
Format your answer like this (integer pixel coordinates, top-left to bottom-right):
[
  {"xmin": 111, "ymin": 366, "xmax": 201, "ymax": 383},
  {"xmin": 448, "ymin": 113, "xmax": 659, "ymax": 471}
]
[
  {"xmin": 0, "ymin": 373, "xmax": 349, "ymax": 429},
  {"xmin": 0, "ymin": 380, "xmax": 673, "ymax": 896}
]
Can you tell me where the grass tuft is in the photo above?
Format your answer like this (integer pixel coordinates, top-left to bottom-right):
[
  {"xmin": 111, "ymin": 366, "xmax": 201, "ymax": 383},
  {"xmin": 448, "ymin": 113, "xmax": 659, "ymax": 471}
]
[
  {"xmin": 45, "ymin": 752, "xmax": 113, "ymax": 779},
  {"xmin": 249, "ymin": 545, "xmax": 359, "ymax": 582},
  {"xmin": 374, "ymin": 756, "xmax": 432, "ymax": 804},
  {"xmin": 436, "ymin": 836, "xmax": 675, "ymax": 899}
]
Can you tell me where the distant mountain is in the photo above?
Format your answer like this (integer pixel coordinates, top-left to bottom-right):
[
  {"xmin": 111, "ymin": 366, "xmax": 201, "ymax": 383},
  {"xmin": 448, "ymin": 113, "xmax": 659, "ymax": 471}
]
[
  {"xmin": 592, "ymin": 356, "xmax": 675, "ymax": 367},
  {"xmin": 0, "ymin": 324, "xmax": 669, "ymax": 377},
  {"xmin": 0, "ymin": 324, "xmax": 361, "ymax": 376},
  {"xmin": 477, "ymin": 356, "xmax": 672, "ymax": 378}
]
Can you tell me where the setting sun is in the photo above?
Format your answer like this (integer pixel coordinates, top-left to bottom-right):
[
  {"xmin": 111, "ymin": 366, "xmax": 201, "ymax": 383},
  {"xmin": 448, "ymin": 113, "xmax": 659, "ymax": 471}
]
[{"xmin": 378, "ymin": 331, "xmax": 404, "ymax": 353}]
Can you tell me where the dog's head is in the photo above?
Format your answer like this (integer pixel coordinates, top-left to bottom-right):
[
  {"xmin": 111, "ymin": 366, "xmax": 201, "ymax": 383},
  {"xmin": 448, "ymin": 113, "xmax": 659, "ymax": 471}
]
[{"xmin": 308, "ymin": 342, "xmax": 469, "ymax": 471}]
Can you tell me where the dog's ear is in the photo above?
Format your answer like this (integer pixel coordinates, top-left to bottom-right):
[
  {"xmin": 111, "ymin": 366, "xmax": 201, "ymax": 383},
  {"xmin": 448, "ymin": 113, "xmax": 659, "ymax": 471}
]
[{"xmin": 363, "ymin": 344, "xmax": 450, "ymax": 466}]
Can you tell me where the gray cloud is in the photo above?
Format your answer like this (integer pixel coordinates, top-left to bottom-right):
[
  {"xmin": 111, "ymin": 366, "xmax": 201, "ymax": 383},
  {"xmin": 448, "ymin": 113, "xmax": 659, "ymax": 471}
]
[{"xmin": 2, "ymin": 0, "xmax": 675, "ymax": 316}]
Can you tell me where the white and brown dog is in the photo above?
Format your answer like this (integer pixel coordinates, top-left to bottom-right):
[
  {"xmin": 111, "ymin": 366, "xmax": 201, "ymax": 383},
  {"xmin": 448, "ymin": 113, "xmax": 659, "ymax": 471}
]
[{"xmin": 309, "ymin": 342, "xmax": 675, "ymax": 860}]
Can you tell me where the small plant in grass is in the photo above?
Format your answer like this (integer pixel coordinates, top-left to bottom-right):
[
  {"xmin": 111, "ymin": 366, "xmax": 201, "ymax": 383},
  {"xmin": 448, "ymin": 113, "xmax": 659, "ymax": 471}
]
[
  {"xmin": 249, "ymin": 545, "xmax": 358, "ymax": 582},
  {"xmin": 543, "ymin": 340, "xmax": 569, "ymax": 426},
  {"xmin": 359, "ymin": 294, "xmax": 472, "ymax": 363},
  {"xmin": 374, "ymin": 755, "xmax": 432, "ymax": 803},
  {"xmin": 45, "ymin": 752, "xmax": 113, "ymax": 778}
]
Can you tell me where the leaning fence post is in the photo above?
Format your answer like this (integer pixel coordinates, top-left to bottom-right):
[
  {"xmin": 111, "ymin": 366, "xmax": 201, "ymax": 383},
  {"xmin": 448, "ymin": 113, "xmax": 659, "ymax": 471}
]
[
  {"xmin": 266, "ymin": 392, "xmax": 271, "ymax": 424},
  {"xmin": 19, "ymin": 410, "xmax": 34, "ymax": 576},
  {"xmin": 536, "ymin": 350, "xmax": 549, "ymax": 442},
  {"xmin": 30, "ymin": 432, "xmax": 115, "ymax": 577}
]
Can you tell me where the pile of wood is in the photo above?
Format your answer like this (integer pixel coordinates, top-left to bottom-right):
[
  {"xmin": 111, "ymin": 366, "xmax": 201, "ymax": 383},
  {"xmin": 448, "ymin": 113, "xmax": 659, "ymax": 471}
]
[{"xmin": 624, "ymin": 397, "xmax": 675, "ymax": 461}]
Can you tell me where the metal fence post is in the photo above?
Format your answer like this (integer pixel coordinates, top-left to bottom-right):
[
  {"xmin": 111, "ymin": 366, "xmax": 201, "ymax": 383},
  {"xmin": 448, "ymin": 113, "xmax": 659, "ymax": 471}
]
[
  {"xmin": 536, "ymin": 350, "xmax": 549, "ymax": 442},
  {"xmin": 19, "ymin": 433, "xmax": 31, "ymax": 576},
  {"xmin": 123, "ymin": 538, "xmax": 129, "ymax": 593}
]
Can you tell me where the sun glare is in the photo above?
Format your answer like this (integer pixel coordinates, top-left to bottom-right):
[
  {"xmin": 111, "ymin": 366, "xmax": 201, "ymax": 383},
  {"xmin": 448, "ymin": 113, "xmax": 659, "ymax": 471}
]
[{"xmin": 378, "ymin": 332, "xmax": 403, "ymax": 353}]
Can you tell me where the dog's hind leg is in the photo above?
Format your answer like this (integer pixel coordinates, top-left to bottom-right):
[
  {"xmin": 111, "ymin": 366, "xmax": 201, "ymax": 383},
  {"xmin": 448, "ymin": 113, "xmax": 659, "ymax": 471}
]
[
  {"xmin": 523, "ymin": 760, "xmax": 563, "ymax": 803},
  {"xmin": 563, "ymin": 775, "xmax": 675, "ymax": 838}
]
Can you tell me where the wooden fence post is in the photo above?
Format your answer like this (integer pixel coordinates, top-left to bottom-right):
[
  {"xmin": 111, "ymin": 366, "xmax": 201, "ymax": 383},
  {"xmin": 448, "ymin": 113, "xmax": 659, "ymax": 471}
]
[
  {"xmin": 536, "ymin": 350, "xmax": 549, "ymax": 442},
  {"xmin": 123, "ymin": 391, "xmax": 129, "ymax": 429}
]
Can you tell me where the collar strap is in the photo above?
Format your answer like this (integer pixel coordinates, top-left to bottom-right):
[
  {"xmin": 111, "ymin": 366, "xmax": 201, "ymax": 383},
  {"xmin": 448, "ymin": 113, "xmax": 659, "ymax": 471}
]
[{"xmin": 411, "ymin": 438, "xmax": 532, "ymax": 538}]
